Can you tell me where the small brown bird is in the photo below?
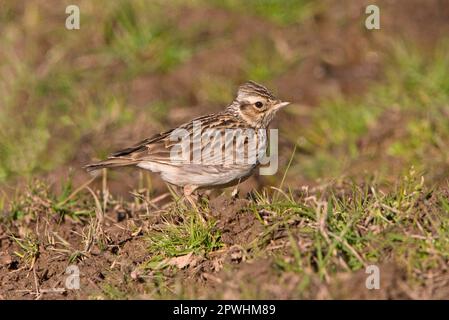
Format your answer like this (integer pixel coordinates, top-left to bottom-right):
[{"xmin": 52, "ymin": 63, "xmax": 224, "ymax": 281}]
[{"xmin": 85, "ymin": 81, "xmax": 289, "ymax": 206}]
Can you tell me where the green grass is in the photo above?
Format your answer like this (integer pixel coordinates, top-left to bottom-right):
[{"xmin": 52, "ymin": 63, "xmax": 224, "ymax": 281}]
[
  {"xmin": 0, "ymin": 18, "xmax": 136, "ymax": 181},
  {"xmin": 2, "ymin": 169, "xmax": 449, "ymax": 298},
  {"xmin": 245, "ymin": 169, "xmax": 449, "ymax": 288},
  {"xmin": 103, "ymin": 1, "xmax": 193, "ymax": 76},
  {"xmin": 243, "ymin": 37, "xmax": 295, "ymax": 82},
  {"xmin": 100, "ymin": 283, "xmax": 130, "ymax": 300},
  {"xmin": 212, "ymin": 0, "xmax": 319, "ymax": 25},
  {"xmin": 3, "ymin": 176, "xmax": 95, "ymax": 223},
  {"xmin": 145, "ymin": 204, "xmax": 222, "ymax": 270},
  {"xmin": 135, "ymin": 168, "xmax": 448, "ymax": 297},
  {"xmin": 0, "ymin": 1, "xmax": 198, "ymax": 182},
  {"xmin": 10, "ymin": 232, "xmax": 40, "ymax": 268},
  {"xmin": 291, "ymin": 41, "xmax": 449, "ymax": 181},
  {"xmin": 4, "ymin": 0, "xmax": 446, "ymax": 186}
]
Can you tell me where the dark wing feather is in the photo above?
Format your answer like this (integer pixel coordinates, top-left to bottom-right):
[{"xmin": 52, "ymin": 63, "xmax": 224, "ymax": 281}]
[
  {"xmin": 109, "ymin": 113, "xmax": 246, "ymax": 162},
  {"xmin": 110, "ymin": 129, "xmax": 175, "ymax": 157},
  {"xmin": 85, "ymin": 112, "xmax": 259, "ymax": 172}
]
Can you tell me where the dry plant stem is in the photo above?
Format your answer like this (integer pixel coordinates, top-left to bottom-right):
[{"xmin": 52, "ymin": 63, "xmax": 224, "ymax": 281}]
[
  {"xmin": 102, "ymin": 168, "xmax": 109, "ymax": 214},
  {"xmin": 85, "ymin": 186, "xmax": 107, "ymax": 248},
  {"xmin": 56, "ymin": 176, "xmax": 96, "ymax": 207}
]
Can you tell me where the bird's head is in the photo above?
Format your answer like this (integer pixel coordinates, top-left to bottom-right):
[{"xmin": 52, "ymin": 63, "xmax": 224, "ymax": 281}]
[{"xmin": 229, "ymin": 81, "xmax": 290, "ymax": 128}]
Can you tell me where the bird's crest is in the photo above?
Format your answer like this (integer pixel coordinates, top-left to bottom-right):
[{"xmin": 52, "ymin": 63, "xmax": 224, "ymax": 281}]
[{"xmin": 236, "ymin": 80, "xmax": 275, "ymax": 101}]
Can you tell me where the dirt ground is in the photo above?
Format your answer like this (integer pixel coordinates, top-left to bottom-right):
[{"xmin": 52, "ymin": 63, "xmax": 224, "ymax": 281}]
[{"xmin": 2, "ymin": 184, "xmax": 449, "ymax": 300}]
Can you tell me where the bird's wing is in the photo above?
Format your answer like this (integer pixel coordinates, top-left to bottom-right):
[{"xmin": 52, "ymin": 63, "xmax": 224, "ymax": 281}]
[{"xmin": 106, "ymin": 113, "xmax": 258, "ymax": 167}]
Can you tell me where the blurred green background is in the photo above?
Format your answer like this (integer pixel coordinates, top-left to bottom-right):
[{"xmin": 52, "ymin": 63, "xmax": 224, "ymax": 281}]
[{"xmin": 1, "ymin": 0, "xmax": 449, "ymax": 193}]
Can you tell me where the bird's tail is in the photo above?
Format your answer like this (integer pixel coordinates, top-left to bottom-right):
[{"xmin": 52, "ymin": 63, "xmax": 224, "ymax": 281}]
[{"xmin": 84, "ymin": 158, "xmax": 139, "ymax": 173}]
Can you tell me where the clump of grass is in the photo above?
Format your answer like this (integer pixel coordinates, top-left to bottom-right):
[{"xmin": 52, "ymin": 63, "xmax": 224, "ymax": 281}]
[
  {"xmin": 145, "ymin": 205, "xmax": 222, "ymax": 269},
  {"xmin": 6, "ymin": 180, "xmax": 53, "ymax": 221},
  {"xmin": 10, "ymin": 232, "xmax": 40, "ymax": 269},
  {"xmin": 52, "ymin": 176, "xmax": 97, "ymax": 221},
  {"xmin": 2, "ymin": 177, "xmax": 95, "ymax": 223},
  {"xmin": 100, "ymin": 283, "xmax": 129, "ymax": 300},
  {"xmin": 248, "ymin": 169, "xmax": 449, "ymax": 288},
  {"xmin": 212, "ymin": 0, "xmax": 319, "ymax": 25}
]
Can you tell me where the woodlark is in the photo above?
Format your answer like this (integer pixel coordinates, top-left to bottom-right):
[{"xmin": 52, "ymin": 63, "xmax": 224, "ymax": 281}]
[{"xmin": 85, "ymin": 81, "xmax": 289, "ymax": 206}]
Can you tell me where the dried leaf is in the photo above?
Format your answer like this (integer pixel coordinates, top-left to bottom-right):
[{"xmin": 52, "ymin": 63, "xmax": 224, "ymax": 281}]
[{"xmin": 166, "ymin": 252, "xmax": 193, "ymax": 269}]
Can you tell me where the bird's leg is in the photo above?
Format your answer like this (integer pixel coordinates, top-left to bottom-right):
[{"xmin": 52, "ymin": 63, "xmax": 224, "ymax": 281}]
[
  {"xmin": 183, "ymin": 185, "xmax": 206, "ymax": 224},
  {"xmin": 231, "ymin": 179, "xmax": 242, "ymax": 199},
  {"xmin": 231, "ymin": 187, "xmax": 239, "ymax": 199},
  {"xmin": 183, "ymin": 185, "xmax": 198, "ymax": 207}
]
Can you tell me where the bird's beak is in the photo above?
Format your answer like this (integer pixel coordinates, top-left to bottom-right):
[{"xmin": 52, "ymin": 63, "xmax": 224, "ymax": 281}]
[{"xmin": 274, "ymin": 101, "xmax": 290, "ymax": 110}]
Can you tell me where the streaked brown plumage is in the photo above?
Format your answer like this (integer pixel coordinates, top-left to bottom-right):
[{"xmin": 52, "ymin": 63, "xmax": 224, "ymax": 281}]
[{"xmin": 85, "ymin": 81, "xmax": 289, "ymax": 205}]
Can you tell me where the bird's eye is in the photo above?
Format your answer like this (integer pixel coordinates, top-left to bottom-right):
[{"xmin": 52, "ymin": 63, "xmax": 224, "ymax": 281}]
[{"xmin": 255, "ymin": 101, "xmax": 263, "ymax": 108}]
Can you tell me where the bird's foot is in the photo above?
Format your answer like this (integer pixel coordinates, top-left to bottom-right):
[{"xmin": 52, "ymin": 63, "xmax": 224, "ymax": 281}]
[
  {"xmin": 183, "ymin": 185, "xmax": 206, "ymax": 225},
  {"xmin": 231, "ymin": 187, "xmax": 240, "ymax": 199}
]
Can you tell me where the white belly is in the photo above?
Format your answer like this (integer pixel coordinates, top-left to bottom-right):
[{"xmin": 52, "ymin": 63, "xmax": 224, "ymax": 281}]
[{"xmin": 138, "ymin": 162, "xmax": 255, "ymax": 187}]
